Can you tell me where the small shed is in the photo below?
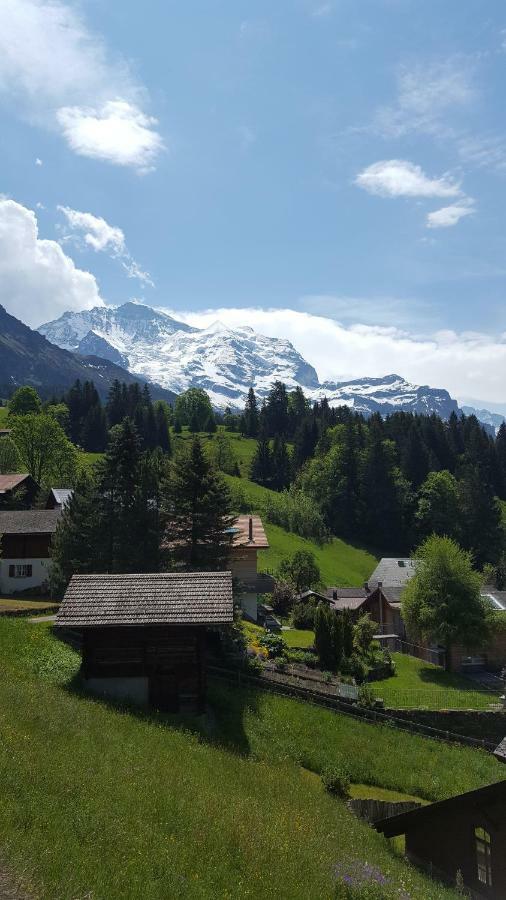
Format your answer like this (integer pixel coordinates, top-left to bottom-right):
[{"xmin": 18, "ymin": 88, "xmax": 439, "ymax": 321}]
[
  {"xmin": 55, "ymin": 571, "xmax": 234, "ymax": 714},
  {"xmin": 0, "ymin": 473, "xmax": 40, "ymax": 507},
  {"xmin": 376, "ymin": 779, "xmax": 506, "ymax": 898},
  {"xmin": 46, "ymin": 488, "xmax": 74, "ymax": 510}
]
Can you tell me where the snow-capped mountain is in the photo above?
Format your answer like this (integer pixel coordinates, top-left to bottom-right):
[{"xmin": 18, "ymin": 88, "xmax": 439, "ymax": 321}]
[
  {"xmin": 38, "ymin": 302, "xmax": 459, "ymax": 418},
  {"xmin": 39, "ymin": 302, "xmax": 320, "ymax": 409},
  {"xmin": 461, "ymin": 406, "xmax": 505, "ymax": 435}
]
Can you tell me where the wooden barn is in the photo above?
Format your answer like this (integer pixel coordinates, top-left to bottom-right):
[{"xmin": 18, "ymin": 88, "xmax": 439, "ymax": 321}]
[
  {"xmin": 55, "ymin": 571, "xmax": 233, "ymax": 714},
  {"xmin": 376, "ymin": 779, "xmax": 506, "ymax": 898}
]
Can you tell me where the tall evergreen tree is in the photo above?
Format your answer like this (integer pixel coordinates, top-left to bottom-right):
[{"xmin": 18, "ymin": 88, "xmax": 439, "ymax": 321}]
[
  {"xmin": 242, "ymin": 387, "xmax": 259, "ymax": 437},
  {"xmin": 162, "ymin": 436, "xmax": 234, "ymax": 570},
  {"xmin": 250, "ymin": 437, "xmax": 273, "ymax": 487},
  {"xmin": 271, "ymin": 436, "xmax": 291, "ymax": 491}
]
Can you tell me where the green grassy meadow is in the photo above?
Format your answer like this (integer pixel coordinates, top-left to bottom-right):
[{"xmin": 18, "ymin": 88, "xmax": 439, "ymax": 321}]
[
  {"xmin": 0, "ymin": 618, "xmax": 485, "ymax": 899},
  {"xmin": 374, "ymin": 653, "xmax": 500, "ymax": 710},
  {"xmin": 0, "ymin": 405, "xmax": 8, "ymax": 425}
]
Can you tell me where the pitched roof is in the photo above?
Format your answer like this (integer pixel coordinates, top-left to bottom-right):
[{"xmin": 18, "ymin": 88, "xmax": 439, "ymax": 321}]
[
  {"xmin": 376, "ymin": 779, "xmax": 506, "ymax": 838},
  {"xmin": 56, "ymin": 572, "xmax": 234, "ymax": 628},
  {"xmin": 0, "ymin": 473, "xmax": 34, "ymax": 494},
  {"xmin": 0, "ymin": 509, "xmax": 60, "ymax": 534},
  {"xmin": 48, "ymin": 488, "xmax": 74, "ymax": 508},
  {"xmin": 326, "ymin": 587, "xmax": 368, "ymax": 599},
  {"xmin": 369, "ymin": 558, "xmax": 418, "ymax": 587},
  {"xmin": 331, "ymin": 597, "xmax": 368, "ymax": 612},
  {"xmin": 230, "ymin": 515, "xmax": 269, "ymax": 549}
]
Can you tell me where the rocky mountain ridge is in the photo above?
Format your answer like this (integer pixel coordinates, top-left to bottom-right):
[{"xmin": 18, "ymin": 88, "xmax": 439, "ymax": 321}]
[{"xmin": 39, "ymin": 302, "xmax": 465, "ymax": 419}]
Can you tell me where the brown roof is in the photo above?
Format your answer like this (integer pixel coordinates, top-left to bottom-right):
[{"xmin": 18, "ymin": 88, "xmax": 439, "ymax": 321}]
[
  {"xmin": 0, "ymin": 473, "xmax": 34, "ymax": 493},
  {"xmin": 0, "ymin": 509, "xmax": 60, "ymax": 534},
  {"xmin": 56, "ymin": 572, "xmax": 234, "ymax": 628},
  {"xmin": 230, "ymin": 515, "xmax": 269, "ymax": 549},
  {"xmin": 331, "ymin": 597, "xmax": 368, "ymax": 612}
]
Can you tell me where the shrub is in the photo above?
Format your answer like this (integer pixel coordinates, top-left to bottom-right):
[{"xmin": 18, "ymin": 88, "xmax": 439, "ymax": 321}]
[
  {"xmin": 321, "ymin": 766, "xmax": 350, "ymax": 799},
  {"xmin": 291, "ymin": 602, "xmax": 315, "ymax": 630},
  {"xmin": 258, "ymin": 633, "xmax": 288, "ymax": 659},
  {"xmin": 273, "ymin": 656, "xmax": 287, "ymax": 672},
  {"xmin": 265, "ymin": 488, "xmax": 330, "ymax": 543},
  {"xmin": 287, "ymin": 650, "xmax": 317, "ymax": 667},
  {"xmin": 271, "ymin": 580, "xmax": 297, "ymax": 617},
  {"xmin": 358, "ymin": 683, "xmax": 376, "ymax": 708},
  {"xmin": 381, "ymin": 649, "xmax": 396, "ymax": 677}
]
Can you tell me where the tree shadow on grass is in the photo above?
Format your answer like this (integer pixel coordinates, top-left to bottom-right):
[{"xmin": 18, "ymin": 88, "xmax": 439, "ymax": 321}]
[
  {"xmin": 417, "ymin": 665, "xmax": 481, "ymax": 693},
  {"xmin": 62, "ymin": 668, "xmax": 259, "ymax": 757}
]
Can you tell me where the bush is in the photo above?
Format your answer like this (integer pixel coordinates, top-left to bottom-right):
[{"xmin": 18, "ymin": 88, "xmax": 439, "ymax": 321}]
[
  {"xmin": 341, "ymin": 654, "xmax": 368, "ymax": 684},
  {"xmin": 265, "ymin": 488, "xmax": 330, "ymax": 543},
  {"xmin": 381, "ymin": 649, "xmax": 396, "ymax": 677},
  {"xmin": 321, "ymin": 766, "xmax": 350, "ymax": 799},
  {"xmin": 271, "ymin": 581, "xmax": 297, "ymax": 617},
  {"xmin": 291, "ymin": 602, "xmax": 315, "ymax": 630},
  {"xmin": 258, "ymin": 633, "xmax": 287, "ymax": 659},
  {"xmin": 273, "ymin": 656, "xmax": 287, "ymax": 672},
  {"xmin": 358, "ymin": 683, "xmax": 376, "ymax": 708},
  {"xmin": 287, "ymin": 650, "xmax": 317, "ymax": 667}
]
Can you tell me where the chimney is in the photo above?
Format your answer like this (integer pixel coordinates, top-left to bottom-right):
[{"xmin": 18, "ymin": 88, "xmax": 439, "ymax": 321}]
[
  {"xmin": 248, "ymin": 516, "xmax": 254, "ymax": 542},
  {"xmin": 333, "ymin": 590, "xmax": 338, "ymax": 601},
  {"xmin": 378, "ymin": 581, "xmax": 383, "ymax": 589},
  {"xmin": 364, "ymin": 581, "xmax": 369, "ymax": 593}
]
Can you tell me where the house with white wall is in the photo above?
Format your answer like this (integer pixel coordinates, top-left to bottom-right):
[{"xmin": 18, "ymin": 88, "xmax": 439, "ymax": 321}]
[{"xmin": 0, "ymin": 510, "xmax": 60, "ymax": 595}]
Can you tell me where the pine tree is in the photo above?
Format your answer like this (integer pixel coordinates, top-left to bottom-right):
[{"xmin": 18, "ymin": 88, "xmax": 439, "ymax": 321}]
[
  {"xmin": 50, "ymin": 472, "xmax": 101, "ymax": 598},
  {"xmin": 250, "ymin": 437, "xmax": 273, "ymax": 487},
  {"xmin": 457, "ymin": 465, "xmax": 503, "ymax": 567},
  {"xmin": 162, "ymin": 436, "xmax": 234, "ymax": 570},
  {"xmin": 314, "ymin": 604, "xmax": 334, "ymax": 670},
  {"xmin": 106, "ymin": 379, "xmax": 125, "ymax": 428},
  {"xmin": 81, "ymin": 403, "xmax": 108, "ymax": 452},
  {"xmin": 154, "ymin": 403, "xmax": 172, "ymax": 454},
  {"xmin": 271, "ymin": 436, "xmax": 291, "ymax": 491},
  {"xmin": 242, "ymin": 388, "xmax": 259, "ymax": 437},
  {"xmin": 264, "ymin": 381, "xmax": 289, "ymax": 436}
]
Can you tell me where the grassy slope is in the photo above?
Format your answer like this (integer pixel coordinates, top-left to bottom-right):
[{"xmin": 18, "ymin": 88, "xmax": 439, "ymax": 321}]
[
  {"xmin": 374, "ymin": 653, "xmax": 500, "ymax": 710},
  {"xmin": 0, "ymin": 619, "xmax": 475, "ymax": 900},
  {"xmin": 0, "ymin": 406, "xmax": 8, "ymax": 425}
]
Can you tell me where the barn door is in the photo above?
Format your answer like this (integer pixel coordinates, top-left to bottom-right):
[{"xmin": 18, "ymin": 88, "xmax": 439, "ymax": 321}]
[{"xmin": 149, "ymin": 666, "xmax": 179, "ymax": 713}]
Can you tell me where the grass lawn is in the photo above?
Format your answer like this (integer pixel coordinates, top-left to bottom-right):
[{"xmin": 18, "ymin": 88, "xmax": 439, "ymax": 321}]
[
  {"xmin": 0, "ymin": 598, "xmax": 58, "ymax": 613},
  {"xmin": 0, "ymin": 618, "xmax": 476, "ymax": 899},
  {"xmin": 174, "ymin": 428, "xmax": 258, "ymax": 476},
  {"xmin": 282, "ymin": 628, "xmax": 315, "ymax": 648},
  {"xmin": 0, "ymin": 405, "xmax": 8, "ymax": 425},
  {"xmin": 374, "ymin": 653, "xmax": 500, "ymax": 710},
  {"xmin": 77, "ymin": 450, "xmax": 103, "ymax": 471}
]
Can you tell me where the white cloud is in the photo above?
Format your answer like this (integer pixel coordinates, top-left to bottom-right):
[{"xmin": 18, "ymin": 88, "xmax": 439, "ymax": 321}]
[
  {"xmin": 372, "ymin": 59, "xmax": 475, "ymax": 140},
  {"xmin": 58, "ymin": 206, "xmax": 153, "ymax": 287},
  {"xmin": 56, "ymin": 101, "xmax": 163, "ymax": 170},
  {"xmin": 166, "ymin": 305, "xmax": 506, "ymax": 406},
  {"xmin": 0, "ymin": 0, "xmax": 163, "ymax": 169},
  {"xmin": 355, "ymin": 160, "xmax": 461, "ymax": 199},
  {"xmin": 426, "ymin": 201, "xmax": 475, "ymax": 229},
  {"xmin": 35, "ymin": 157, "xmax": 42, "ymax": 166},
  {"xmin": 0, "ymin": 197, "xmax": 103, "ymax": 327}
]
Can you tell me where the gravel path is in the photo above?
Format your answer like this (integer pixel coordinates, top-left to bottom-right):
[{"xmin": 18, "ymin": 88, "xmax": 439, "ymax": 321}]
[{"xmin": 0, "ymin": 859, "xmax": 33, "ymax": 899}]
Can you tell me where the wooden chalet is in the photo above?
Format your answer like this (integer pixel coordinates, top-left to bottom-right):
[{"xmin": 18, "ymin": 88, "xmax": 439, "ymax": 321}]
[
  {"xmin": 55, "ymin": 571, "xmax": 234, "ymax": 714},
  {"xmin": 229, "ymin": 515, "xmax": 273, "ymax": 621},
  {"xmin": 0, "ymin": 473, "xmax": 39, "ymax": 507},
  {"xmin": 376, "ymin": 779, "xmax": 506, "ymax": 898}
]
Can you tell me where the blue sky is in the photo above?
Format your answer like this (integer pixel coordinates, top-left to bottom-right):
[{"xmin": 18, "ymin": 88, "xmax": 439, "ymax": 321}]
[{"xmin": 1, "ymin": 0, "xmax": 506, "ymax": 406}]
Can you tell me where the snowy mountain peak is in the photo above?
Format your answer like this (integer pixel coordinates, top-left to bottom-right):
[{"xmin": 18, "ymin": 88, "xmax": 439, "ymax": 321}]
[{"xmin": 38, "ymin": 302, "xmax": 461, "ymax": 419}]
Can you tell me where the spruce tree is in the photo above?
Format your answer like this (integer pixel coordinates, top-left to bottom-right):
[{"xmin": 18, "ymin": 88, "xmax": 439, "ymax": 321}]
[
  {"xmin": 271, "ymin": 436, "xmax": 291, "ymax": 491},
  {"xmin": 106, "ymin": 379, "xmax": 125, "ymax": 427},
  {"xmin": 243, "ymin": 388, "xmax": 259, "ymax": 437},
  {"xmin": 162, "ymin": 436, "xmax": 234, "ymax": 570},
  {"xmin": 250, "ymin": 437, "xmax": 273, "ymax": 487},
  {"xmin": 314, "ymin": 604, "xmax": 334, "ymax": 670},
  {"xmin": 50, "ymin": 472, "xmax": 101, "ymax": 598}
]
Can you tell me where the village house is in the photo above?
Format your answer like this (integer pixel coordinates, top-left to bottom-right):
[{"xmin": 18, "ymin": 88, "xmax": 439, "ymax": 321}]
[
  {"xmin": 228, "ymin": 515, "xmax": 274, "ymax": 621},
  {"xmin": 46, "ymin": 488, "xmax": 74, "ymax": 510},
  {"xmin": 0, "ymin": 473, "xmax": 40, "ymax": 507},
  {"xmin": 55, "ymin": 571, "xmax": 234, "ymax": 714},
  {"xmin": 0, "ymin": 509, "xmax": 60, "ymax": 594},
  {"xmin": 376, "ymin": 778, "xmax": 506, "ymax": 898}
]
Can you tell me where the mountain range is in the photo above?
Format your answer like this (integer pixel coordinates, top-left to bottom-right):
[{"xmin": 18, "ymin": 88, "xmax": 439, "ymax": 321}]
[
  {"xmin": 0, "ymin": 304, "xmax": 176, "ymax": 403},
  {"xmin": 39, "ymin": 301, "xmax": 466, "ymax": 419}
]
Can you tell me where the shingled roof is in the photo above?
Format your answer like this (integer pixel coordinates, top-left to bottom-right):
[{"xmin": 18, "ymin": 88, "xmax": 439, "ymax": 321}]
[
  {"xmin": 230, "ymin": 515, "xmax": 269, "ymax": 549},
  {"xmin": 0, "ymin": 509, "xmax": 60, "ymax": 534},
  {"xmin": 56, "ymin": 572, "xmax": 234, "ymax": 628},
  {"xmin": 0, "ymin": 473, "xmax": 35, "ymax": 494}
]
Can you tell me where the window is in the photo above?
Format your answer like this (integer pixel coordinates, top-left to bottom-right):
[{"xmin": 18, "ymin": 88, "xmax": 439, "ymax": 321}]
[
  {"xmin": 475, "ymin": 827, "xmax": 492, "ymax": 886},
  {"xmin": 8, "ymin": 564, "xmax": 33, "ymax": 579}
]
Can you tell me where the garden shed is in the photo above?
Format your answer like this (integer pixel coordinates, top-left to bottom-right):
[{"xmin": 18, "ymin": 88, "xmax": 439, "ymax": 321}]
[{"xmin": 55, "ymin": 571, "xmax": 234, "ymax": 714}]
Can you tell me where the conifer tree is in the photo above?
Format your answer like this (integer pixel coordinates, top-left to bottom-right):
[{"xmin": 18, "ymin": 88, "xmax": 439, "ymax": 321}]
[
  {"xmin": 250, "ymin": 436, "xmax": 273, "ymax": 487},
  {"xmin": 162, "ymin": 436, "xmax": 234, "ymax": 570},
  {"xmin": 271, "ymin": 435, "xmax": 291, "ymax": 491},
  {"xmin": 242, "ymin": 387, "xmax": 259, "ymax": 437},
  {"xmin": 106, "ymin": 379, "xmax": 125, "ymax": 427}
]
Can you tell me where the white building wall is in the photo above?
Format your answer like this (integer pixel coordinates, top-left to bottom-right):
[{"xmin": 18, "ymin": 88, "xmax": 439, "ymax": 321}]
[{"xmin": 0, "ymin": 558, "xmax": 51, "ymax": 595}]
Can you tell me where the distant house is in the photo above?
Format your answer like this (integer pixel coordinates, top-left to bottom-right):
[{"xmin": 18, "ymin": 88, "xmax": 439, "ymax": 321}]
[
  {"xmin": 0, "ymin": 509, "xmax": 60, "ymax": 594},
  {"xmin": 326, "ymin": 585, "xmax": 406, "ymax": 639},
  {"xmin": 55, "ymin": 571, "xmax": 234, "ymax": 714},
  {"xmin": 376, "ymin": 779, "xmax": 506, "ymax": 898},
  {"xmin": 229, "ymin": 515, "xmax": 274, "ymax": 621},
  {"xmin": 0, "ymin": 473, "xmax": 40, "ymax": 507},
  {"xmin": 46, "ymin": 488, "xmax": 74, "ymax": 510}
]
